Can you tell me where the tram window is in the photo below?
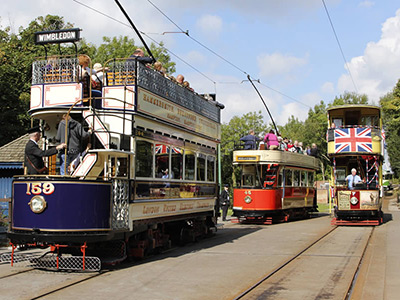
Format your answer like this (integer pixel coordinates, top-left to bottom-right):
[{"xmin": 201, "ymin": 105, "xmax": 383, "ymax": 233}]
[
  {"xmin": 285, "ymin": 169, "xmax": 292, "ymax": 186},
  {"xmin": 117, "ymin": 157, "xmax": 128, "ymax": 177},
  {"xmin": 243, "ymin": 174, "xmax": 255, "ymax": 187},
  {"xmin": 361, "ymin": 116, "xmax": 378, "ymax": 127},
  {"xmin": 336, "ymin": 167, "xmax": 346, "ymax": 185},
  {"xmin": 308, "ymin": 172, "xmax": 314, "ymax": 187},
  {"xmin": 171, "ymin": 146, "xmax": 183, "ymax": 180},
  {"xmin": 207, "ymin": 156, "xmax": 215, "ymax": 182},
  {"xmin": 185, "ymin": 152, "xmax": 195, "ymax": 180},
  {"xmin": 300, "ymin": 171, "xmax": 307, "ymax": 186},
  {"xmin": 136, "ymin": 140, "xmax": 153, "ymax": 177},
  {"xmin": 333, "ymin": 118, "xmax": 342, "ymax": 128},
  {"xmin": 197, "ymin": 154, "xmax": 206, "ymax": 181},
  {"xmin": 293, "ymin": 170, "xmax": 300, "ymax": 187},
  {"xmin": 155, "ymin": 144, "xmax": 170, "ymax": 178},
  {"xmin": 278, "ymin": 169, "xmax": 284, "ymax": 187}
]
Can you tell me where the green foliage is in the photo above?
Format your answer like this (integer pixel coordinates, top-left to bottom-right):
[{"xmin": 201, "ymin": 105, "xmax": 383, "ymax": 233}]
[
  {"xmin": 0, "ymin": 15, "xmax": 175, "ymax": 147},
  {"xmin": 380, "ymin": 80, "xmax": 400, "ymax": 177},
  {"xmin": 330, "ymin": 91, "xmax": 369, "ymax": 106},
  {"xmin": 220, "ymin": 111, "xmax": 267, "ymax": 186}
]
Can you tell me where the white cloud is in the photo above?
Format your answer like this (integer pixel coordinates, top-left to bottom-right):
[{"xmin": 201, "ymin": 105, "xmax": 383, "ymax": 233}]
[
  {"xmin": 337, "ymin": 9, "xmax": 400, "ymax": 102},
  {"xmin": 257, "ymin": 52, "xmax": 307, "ymax": 78},
  {"xmin": 277, "ymin": 102, "xmax": 309, "ymax": 125},
  {"xmin": 196, "ymin": 14, "xmax": 223, "ymax": 38},
  {"xmin": 321, "ymin": 82, "xmax": 335, "ymax": 94},
  {"xmin": 358, "ymin": 1, "xmax": 375, "ymax": 8}
]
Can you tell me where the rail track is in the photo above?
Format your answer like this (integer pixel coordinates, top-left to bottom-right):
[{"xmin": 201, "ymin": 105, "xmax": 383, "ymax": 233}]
[{"xmin": 233, "ymin": 225, "xmax": 375, "ymax": 300}]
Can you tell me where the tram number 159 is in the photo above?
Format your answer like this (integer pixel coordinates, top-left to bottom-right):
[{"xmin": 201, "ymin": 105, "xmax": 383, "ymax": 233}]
[{"xmin": 26, "ymin": 182, "xmax": 55, "ymax": 195}]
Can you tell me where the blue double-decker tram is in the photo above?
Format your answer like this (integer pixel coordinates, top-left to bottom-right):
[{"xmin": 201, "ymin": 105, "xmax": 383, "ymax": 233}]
[{"xmin": 4, "ymin": 29, "xmax": 223, "ymax": 271}]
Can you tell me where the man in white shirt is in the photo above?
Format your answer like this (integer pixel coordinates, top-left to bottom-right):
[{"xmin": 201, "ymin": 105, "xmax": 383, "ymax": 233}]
[{"xmin": 345, "ymin": 168, "xmax": 363, "ymax": 190}]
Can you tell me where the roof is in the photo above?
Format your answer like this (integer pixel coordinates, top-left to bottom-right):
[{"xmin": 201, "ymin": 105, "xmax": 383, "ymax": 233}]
[
  {"xmin": 0, "ymin": 134, "xmax": 30, "ymax": 163},
  {"xmin": 327, "ymin": 104, "xmax": 380, "ymax": 112}
]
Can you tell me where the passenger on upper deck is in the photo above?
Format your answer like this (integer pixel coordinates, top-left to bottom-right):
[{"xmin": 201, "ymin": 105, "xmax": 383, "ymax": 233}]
[
  {"xmin": 129, "ymin": 48, "xmax": 154, "ymax": 64},
  {"xmin": 264, "ymin": 130, "xmax": 279, "ymax": 150},
  {"xmin": 280, "ymin": 137, "xmax": 289, "ymax": 151},
  {"xmin": 78, "ymin": 54, "xmax": 101, "ymax": 98},
  {"xmin": 92, "ymin": 63, "xmax": 108, "ymax": 89},
  {"xmin": 176, "ymin": 74, "xmax": 185, "ymax": 85},
  {"xmin": 309, "ymin": 143, "xmax": 318, "ymax": 157},
  {"xmin": 346, "ymin": 168, "xmax": 364, "ymax": 190},
  {"xmin": 240, "ymin": 130, "xmax": 261, "ymax": 150},
  {"xmin": 56, "ymin": 114, "xmax": 91, "ymax": 175},
  {"xmin": 25, "ymin": 127, "xmax": 66, "ymax": 175}
]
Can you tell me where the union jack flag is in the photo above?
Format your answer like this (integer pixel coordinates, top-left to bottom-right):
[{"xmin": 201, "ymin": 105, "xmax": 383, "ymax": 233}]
[
  {"xmin": 334, "ymin": 128, "xmax": 372, "ymax": 153},
  {"xmin": 155, "ymin": 144, "xmax": 183, "ymax": 154},
  {"xmin": 155, "ymin": 144, "xmax": 169, "ymax": 154}
]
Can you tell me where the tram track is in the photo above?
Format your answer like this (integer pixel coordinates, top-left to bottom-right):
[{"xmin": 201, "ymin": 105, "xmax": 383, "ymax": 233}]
[
  {"xmin": 343, "ymin": 227, "xmax": 375, "ymax": 300},
  {"xmin": 233, "ymin": 225, "xmax": 374, "ymax": 300},
  {"xmin": 232, "ymin": 225, "xmax": 339, "ymax": 300}
]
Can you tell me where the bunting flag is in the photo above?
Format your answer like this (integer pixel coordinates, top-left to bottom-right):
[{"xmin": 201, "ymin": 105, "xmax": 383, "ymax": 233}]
[
  {"xmin": 334, "ymin": 128, "xmax": 372, "ymax": 153},
  {"xmin": 155, "ymin": 144, "xmax": 169, "ymax": 154}
]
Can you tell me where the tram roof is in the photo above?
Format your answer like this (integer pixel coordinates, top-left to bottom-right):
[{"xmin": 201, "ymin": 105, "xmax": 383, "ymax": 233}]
[
  {"xmin": 327, "ymin": 104, "xmax": 380, "ymax": 113},
  {"xmin": 232, "ymin": 150, "xmax": 319, "ymax": 170}
]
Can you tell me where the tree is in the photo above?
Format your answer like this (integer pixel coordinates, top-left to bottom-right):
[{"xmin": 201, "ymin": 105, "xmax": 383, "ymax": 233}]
[
  {"xmin": 380, "ymin": 79, "xmax": 400, "ymax": 176},
  {"xmin": 220, "ymin": 111, "xmax": 267, "ymax": 186},
  {"xmin": 93, "ymin": 37, "xmax": 175, "ymax": 74},
  {"xmin": 330, "ymin": 91, "xmax": 369, "ymax": 106},
  {"xmin": 0, "ymin": 15, "xmax": 176, "ymax": 147}
]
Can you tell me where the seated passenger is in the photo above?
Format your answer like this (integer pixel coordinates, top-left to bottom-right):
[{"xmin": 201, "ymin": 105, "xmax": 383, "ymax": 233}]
[
  {"xmin": 129, "ymin": 48, "xmax": 154, "ymax": 64},
  {"xmin": 78, "ymin": 54, "xmax": 102, "ymax": 99},
  {"xmin": 346, "ymin": 168, "xmax": 364, "ymax": 190},
  {"xmin": 240, "ymin": 130, "xmax": 260, "ymax": 150},
  {"xmin": 92, "ymin": 63, "xmax": 108, "ymax": 90},
  {"xmin": 176, "ymin": 74, "xmax": 184, "ymax": 85},
  {"xmin": 264, "ymin": 130, "xmax": 279, "ymax": 150}
]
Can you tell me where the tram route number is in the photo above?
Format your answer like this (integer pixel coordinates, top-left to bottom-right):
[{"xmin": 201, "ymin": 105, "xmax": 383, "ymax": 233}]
[{"xmin": 26, "ymin": 182, "xmax": 55, "ymax": 196}]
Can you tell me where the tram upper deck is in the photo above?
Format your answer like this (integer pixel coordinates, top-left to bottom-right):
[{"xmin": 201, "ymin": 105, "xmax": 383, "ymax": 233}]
[
  {"xmin": 30, "ymin": 56, "xmax": 221, "ymax": 141},
  {"xmin": 233, "ymin": 149, "xmax": 319, "ymax": 170},
  {"xmin": 327, "ymin": 105, "xmax": 382, "ymax": 156}
]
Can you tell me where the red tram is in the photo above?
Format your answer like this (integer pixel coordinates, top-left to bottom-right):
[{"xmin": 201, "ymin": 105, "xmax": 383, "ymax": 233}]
[{"xmin": 232, "ymin": 150, "xmax": 319, "ymax": 224}]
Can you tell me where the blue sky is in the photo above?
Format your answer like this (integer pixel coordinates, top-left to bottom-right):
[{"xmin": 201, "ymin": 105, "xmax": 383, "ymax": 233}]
[{"xmin": 2, "ymin": 0, "xmax": 400, "ymax": 125}]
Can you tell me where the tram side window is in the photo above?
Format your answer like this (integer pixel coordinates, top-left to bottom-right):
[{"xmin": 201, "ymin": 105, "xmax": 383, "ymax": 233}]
[
  {"xmin": 155, "ymin": 144, "xmax": 170, "ymax": 178},
  {"xmin": 207, "ymin": 156, "xmax": 215, "ymax": 182},
  {"xmin": 197, "ymin": 154, "xmax": 206, "ymax": 181},
  {"xmin": 285, "ymin": 169, "xmax": 292, "ymax": 186},
  {"xmin": 308, "ymin": 172, "xmax": 315, "ymax": 187},
  {"xmin": 117, "ymin": 157, "xmax": 128, "ymax": 177},
  {"xmin": 136, "ymin": 140, "xmax": 153, "ymax": 177},
  {"xmin": 300, "ymin": 171, "xmax": 307, "ymax": 187},
  {"xmin": 361, "ymin": 116, "xmax": 378, "ymax": 127},
  {"xmin": 293, "ymin": 170, "xmax": 300, "ymax": 187},
  {"xmin": 185, "ymin": 151, "xmax": 195, "ymax": 180},
  {"xmin": 278, "ymin": 169, "xmax": 284, "ymax": 187},
  {"xmin": 171, "ymin": 146, "xmax": 183, "ymax": 180}
]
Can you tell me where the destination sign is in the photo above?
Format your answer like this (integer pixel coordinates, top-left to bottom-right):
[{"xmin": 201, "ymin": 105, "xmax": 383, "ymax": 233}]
[{"xmin": 35, "ymin": 28, "xmax": 81, "ymax": 45}]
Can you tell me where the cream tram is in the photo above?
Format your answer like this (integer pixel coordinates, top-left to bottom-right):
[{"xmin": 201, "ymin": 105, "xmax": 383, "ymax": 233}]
[
  {"xmin": 4, "ymin": 28, "xmax": 223, "ymax": 271},
  {"xmin": 327, "ymin": 105, "xmax": 383, "ymax": 225}
]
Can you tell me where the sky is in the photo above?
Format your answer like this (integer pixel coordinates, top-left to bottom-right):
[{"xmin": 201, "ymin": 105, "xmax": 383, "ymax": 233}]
[{"xmin": 2, "ymin": 0, "xmax": 400, "ymax": 126}]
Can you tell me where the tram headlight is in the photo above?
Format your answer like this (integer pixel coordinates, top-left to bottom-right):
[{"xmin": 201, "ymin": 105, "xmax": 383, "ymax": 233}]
[
  {"xmin": 244, "ymin": 196, "xmax": 252, "ymax": 204},
  {"xmin": 28, "ymin": 196, "xmax": 47, "ymax": 213},
  {"xmin": 350, "ymin": 196, "xmax": 358, "ymax": 205}
]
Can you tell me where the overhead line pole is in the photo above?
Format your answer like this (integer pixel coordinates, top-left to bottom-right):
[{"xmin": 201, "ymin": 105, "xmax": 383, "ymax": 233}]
[
  {"xmin": 114, "ymin": 0, "xmax": 156, "ymax": 62},
  {"xmin": 247, "ymin": 75, "xmax": 279, "ymax": 136}
]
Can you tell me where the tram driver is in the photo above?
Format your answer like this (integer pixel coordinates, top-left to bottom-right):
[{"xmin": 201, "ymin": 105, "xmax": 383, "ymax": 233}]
[{"xmin": 345, "ymin": 168, "xmax": 363, "ymax": 190}]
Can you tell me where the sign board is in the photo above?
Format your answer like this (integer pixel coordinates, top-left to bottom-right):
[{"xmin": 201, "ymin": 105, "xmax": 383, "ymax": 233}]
[{"xmin": 35, "ymin": 28, "xmax": 81, "ymax": 45}]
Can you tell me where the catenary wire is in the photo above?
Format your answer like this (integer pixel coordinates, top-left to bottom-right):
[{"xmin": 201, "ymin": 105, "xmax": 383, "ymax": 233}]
[
  {"xmin": 321, "ymin": 0, "xmax": 359, "ymax": 93},
  {"xmin": 73, "ymin": 0, "xmax": 309, "ymax": 108}
]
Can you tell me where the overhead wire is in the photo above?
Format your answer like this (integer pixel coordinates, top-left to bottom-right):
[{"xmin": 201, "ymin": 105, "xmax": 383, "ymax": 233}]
[
  {"xmin": 321, "ymin": 0, "xmax": 359, "ymax": 93},
  {"xmin": 73, "ymin": 0, "xmax": 310, "ymax": 108},
  {"xmin": 146, "ymin": 0, "xmax": 311, "ymax": 108}
]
